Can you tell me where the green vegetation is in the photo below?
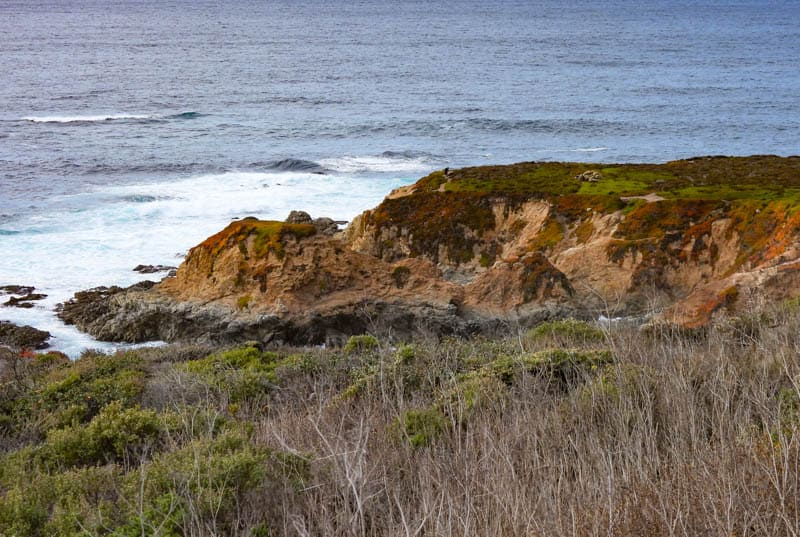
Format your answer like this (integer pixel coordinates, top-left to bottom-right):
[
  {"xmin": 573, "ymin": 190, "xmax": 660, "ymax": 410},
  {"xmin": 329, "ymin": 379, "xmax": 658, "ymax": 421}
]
[
  {"xmin": 343, "ymin": 334, "xmax": 379, "ymax": 354},
  {"xmin": 367, "ymin": 191, "xmax": 496, "ymax": 263},
  {"xmin": 527, "ymin": 318, "xmax": 606, "ymax": 345},
  {"xmin": 3, "ymin": 304, "xmax": 800, "ymax": 535},
  {"xmin": 236, "ymin": 294, "xmax": 252, "ymax": 310},
  {"xmin": 193, "ymin": 218, "xmax": 317, "ymax": 274},
  {"xmin": 415, "ymin": 156, "xmax": 800, "ymax": 200},
  {"xmin": 371, "ymin": 157, "xmax": 800, "ymax": 269}
]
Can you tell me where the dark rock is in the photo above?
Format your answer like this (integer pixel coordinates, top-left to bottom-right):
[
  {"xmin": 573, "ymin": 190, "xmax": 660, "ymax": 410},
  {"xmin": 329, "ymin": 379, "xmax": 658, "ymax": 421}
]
[
  {"xmin": 0, "ymin": 321, "xmax": 50, "ymax": 350},
  {"xmin": 133, "ymin": 264, "xmax": 178, "ymax": 274},
  {"xmin": 3, "ymin": 293, "xmax": 47, "ymax": 308},
  {"xmin": 285, "ymin": 210, "xmax": 313, "ymax": 224},
  {"xmin": 0, "ymin": 285, "xmax": 35, "ymax": 296},
  {"xmin": 54, "ymin": 280, "xmax": 569, "ymax": 348},
  {"xmin": 1, "ymin": 286, "xmax": 47, "ymax": 308},
  {"xmin": 312, "ymin": 217, "xmax": 339, "ymax": 235}
]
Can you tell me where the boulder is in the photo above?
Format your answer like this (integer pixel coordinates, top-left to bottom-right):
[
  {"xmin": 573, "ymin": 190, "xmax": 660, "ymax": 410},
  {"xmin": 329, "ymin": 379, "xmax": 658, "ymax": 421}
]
[
  {"xmin": 0, "ymin": 285, "xmax": 35, "ymax": 296},
  {"xmin": 312, "ymin": 217, "xmax": 339, "ymax": 235},
  {"xmin": 285, "ymin": 210, "xmax": 313, "ymax": 224},
  {"xmin": 575, "ymin": 170, "xmax": 602, "ymax": 182},
  {"xmin": 0, "ymin": 321, "xmax": 50, "ymax": 350}
]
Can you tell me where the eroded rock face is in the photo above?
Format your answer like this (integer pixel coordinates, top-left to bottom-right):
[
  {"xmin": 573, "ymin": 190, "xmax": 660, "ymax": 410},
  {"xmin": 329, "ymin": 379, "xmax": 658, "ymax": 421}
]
[
  {"xmin": 59, "ymin": 157, "xmax": 800, "ymax": 344},
  {"xmin": 0, "ymin": 321, "xmax": 50, "ymax": 350}
]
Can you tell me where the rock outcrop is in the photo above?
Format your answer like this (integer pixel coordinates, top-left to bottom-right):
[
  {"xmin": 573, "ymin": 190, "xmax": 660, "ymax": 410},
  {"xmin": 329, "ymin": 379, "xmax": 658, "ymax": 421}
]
[
  {"xmin": 0, "ymin": 321, "xmax": 51, "ymax": 350},
  {"xmin": 59, "ymin": 156, "xmax": 800, "ymax": 344},
  {"xmin": 1, "ymin": 285, "xmax": 47, "ymax": 308}
]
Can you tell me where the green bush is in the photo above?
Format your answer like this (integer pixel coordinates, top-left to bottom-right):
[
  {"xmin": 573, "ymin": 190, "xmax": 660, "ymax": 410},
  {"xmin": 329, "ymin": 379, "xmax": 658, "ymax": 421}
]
[
  {"xmin": 395, "ymin": 408, "xmax": 448, "ymax": 448},
  {"xmin": 1, "ymin": 351, "xmax": 147, "ymax": 436},
  {"xmin": 183, "ymin": 346, "xmax": 281, "ymax": 402},
  {"xmin": 520, "ymin": 348, "xmax": 613, "ymax": 386},
  {"xmin": 40, "ymin": 401, "xmax": 162, "ymax": 469},
  {"xmin": 527, "ymin": 318, "xmax": 605, "ymax": 345},
  {"xmin": 439, "ymin": 371, "xmax": 509, "ymax": 415},
  {"xmin": 394, "ymin": 343, "xmax": 417, "ymax": 365},
  {"xmin": 343, "ymin": 334, "xmax": 379, "ymax": 354},
  {"xmin": 120, "ymin": 430, "xmax": 307, "ymax": 536},
  {"xmin": 0, "ymin": 461, "xmax": 121, "ymax": 537}
]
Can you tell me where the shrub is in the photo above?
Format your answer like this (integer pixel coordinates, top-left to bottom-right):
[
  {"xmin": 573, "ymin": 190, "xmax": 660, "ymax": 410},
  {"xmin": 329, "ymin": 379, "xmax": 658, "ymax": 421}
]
[
  {"xmin": 4, "ymin": 351, "xmax": 147, "ymax": 435},
  {"xmin": 527, "ymin": 318, "xmax": 605, "ymax": 345},
  {"xmin": 521, "ymin": 348, "xmax": 613, "ymax": 386},
  {"xmin": 395, "ymin": 408, "xmax": 448, "ymax": 448},
  {"xmin": 439, "ymin": 371, "xmax": 509, "ymax": 416},
  {"xmin": 183, "ymin": 346, "xmax": 281, "ymax": 403},
  {"xmin": 40, "ymin": 401, "xmax": 162, "ymax": 469},
  {"xmin": 343, "ymin": 334, "xmax": 379, "ymax": 354},
  {"xmin": 394, "ymin": 344, "xmax": 417, "ymax": 365}
]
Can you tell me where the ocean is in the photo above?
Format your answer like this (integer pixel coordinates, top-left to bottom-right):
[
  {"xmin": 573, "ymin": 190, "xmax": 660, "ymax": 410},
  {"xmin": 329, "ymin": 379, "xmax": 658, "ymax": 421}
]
[{"xmin": 1, "ymin": 0, "xmax": 799, "ymax": 355}]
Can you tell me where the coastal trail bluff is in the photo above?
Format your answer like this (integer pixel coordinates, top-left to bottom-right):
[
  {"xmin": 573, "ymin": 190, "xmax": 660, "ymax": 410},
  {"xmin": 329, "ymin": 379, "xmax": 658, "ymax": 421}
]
[{"xmin": 59, "ymin": 156, "xmax": 800, "ymax": 344}]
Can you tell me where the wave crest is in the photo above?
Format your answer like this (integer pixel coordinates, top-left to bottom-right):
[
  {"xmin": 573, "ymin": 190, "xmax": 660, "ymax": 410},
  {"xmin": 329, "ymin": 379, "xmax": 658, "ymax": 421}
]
[{"xmin": 21, "ymin": 111, "xmax": 205, "ymax": 124}]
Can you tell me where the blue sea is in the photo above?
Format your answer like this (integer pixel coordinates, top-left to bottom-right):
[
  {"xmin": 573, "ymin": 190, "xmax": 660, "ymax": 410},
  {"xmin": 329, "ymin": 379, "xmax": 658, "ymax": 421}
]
[{"xmin": 1, "ymin": 0, "xmax": 799, "ymax": 355}]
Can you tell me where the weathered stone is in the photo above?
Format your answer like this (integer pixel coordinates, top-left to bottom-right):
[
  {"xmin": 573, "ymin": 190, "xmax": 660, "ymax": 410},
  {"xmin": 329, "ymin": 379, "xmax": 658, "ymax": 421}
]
[
  {"xmin": 575, "ymin": 170, "xmax": 602, "ymax": 182},
  {"xmin": 0, "ymin": 321, "xmax": 50, "ymax": 349},
  {"xmin": 0, "ymin": 285, "xmax": 35, "ymax": 296},
  {"xmin": 285, "ymin": 210, "xmax": 313, "ymax": 224},
  {"xmin": 133, "ymin": 264, "xmax": 178, "ymax": 274},
  {"xmin": 312, "ymin": 217, "xmax": 339, "ymax": 235}
]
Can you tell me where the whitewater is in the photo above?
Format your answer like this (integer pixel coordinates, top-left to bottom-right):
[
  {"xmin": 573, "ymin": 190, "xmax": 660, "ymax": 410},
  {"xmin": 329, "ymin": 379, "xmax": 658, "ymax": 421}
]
[{"xmin": 1, "ymin": 0, "xmax": 799, "ymax": 355}]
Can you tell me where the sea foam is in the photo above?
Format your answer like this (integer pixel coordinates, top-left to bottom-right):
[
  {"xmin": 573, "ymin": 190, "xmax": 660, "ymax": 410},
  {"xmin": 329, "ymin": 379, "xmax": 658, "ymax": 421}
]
[
  {"xmin": 22, "ymin": 114, "xmax": 153, "ymax": 123},
  {"xmin": 0, "ymin": 167, "xmax": 415, "ymax": 356}
]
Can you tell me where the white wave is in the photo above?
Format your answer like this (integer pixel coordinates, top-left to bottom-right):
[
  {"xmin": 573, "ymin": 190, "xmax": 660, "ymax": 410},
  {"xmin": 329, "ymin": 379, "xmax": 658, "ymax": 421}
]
[
  {"xmin": 22, "ymin": 114, "xmax": 153, "ymax": 123},
  {"xmin": 0, "ymin": 170, "xmax": 409, "ymax": 356},
  {"xmin": 320, "ymin": 155, "xmax": 433, "ymax": 174},
  {"xmin": 571, "ymin": 147, "xmax": 609, "ymax": 152}
]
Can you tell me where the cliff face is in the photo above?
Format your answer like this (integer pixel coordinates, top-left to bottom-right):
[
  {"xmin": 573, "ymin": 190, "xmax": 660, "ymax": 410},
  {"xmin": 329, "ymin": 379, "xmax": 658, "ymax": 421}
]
[
  {"xmin": 348, "ymin": 156, "xmax": 800, "ymax": 327},
  {"xmin": 59, "ymin": 156, "xmax": 800, "ymax": 344}
]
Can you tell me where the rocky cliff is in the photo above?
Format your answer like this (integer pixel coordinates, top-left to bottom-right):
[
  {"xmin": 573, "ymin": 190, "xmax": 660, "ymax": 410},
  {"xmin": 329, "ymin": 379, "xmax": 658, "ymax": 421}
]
[{"xmin": 59, "ymin": 156, "xmax": 800, "ymax": 344}]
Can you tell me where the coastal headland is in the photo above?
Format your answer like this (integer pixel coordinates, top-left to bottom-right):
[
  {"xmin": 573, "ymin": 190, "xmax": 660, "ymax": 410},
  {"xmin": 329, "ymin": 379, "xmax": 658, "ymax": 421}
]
[{"xmin": 57, "ymin": 155, "xmax": 800, "ymax": 346}]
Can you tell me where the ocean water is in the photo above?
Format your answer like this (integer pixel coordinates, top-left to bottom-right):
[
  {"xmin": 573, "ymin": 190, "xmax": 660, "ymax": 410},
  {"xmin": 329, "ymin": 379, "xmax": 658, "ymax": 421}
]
[{"xmin": 1, "ymin": 0, "xmax": 799, "ymax": 355}]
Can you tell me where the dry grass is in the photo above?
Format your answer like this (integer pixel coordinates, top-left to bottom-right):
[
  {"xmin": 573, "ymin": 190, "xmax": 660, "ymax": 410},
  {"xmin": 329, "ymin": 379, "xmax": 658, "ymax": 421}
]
[
  {"xmin": 2, "ymin": 311, "xmax": 800, "ymax": 535},
  {"xmin": 240, "ymin": 312, "xmax": 800, "ymax": 536}
]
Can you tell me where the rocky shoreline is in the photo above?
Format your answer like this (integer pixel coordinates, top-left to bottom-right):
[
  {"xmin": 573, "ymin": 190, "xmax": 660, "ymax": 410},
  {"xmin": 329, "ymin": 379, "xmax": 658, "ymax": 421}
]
[
  {"xmin": 56, "ymin": 279, "xmax": 572, "ymax": 346},
  {"xmin": 0, "ymin": 321, "xmax": 50, "ymax": 350},
  {"xmin": 51, "ymin": 156, "xmax": 800, "ymax": 348}
]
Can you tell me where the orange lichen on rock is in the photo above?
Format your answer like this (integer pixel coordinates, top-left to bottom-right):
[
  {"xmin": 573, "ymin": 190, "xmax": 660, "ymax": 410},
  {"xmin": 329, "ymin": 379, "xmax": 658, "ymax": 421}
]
[
  {"xmin": 138, "ymin": 156, "xmax": 800, "ymax": 338},
  {"xmin": 194, "ymin": 218, "xmax": 317, "ymax": 262}
]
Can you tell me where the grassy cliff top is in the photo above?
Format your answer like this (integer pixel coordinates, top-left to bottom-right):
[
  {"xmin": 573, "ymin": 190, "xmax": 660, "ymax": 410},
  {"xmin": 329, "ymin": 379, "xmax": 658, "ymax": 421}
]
[
  {"xmin": 193, "ymin": 218, "xmax": 317, "ymax": 261},
  {"xmin": 414, "ymin": 155, "xmax": 800, "ymax": 202}
]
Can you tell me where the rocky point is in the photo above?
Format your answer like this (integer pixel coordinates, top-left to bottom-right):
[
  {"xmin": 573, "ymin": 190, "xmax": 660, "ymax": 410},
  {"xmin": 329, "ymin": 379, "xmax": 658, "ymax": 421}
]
[{"xmin": 58, "ymin": 156, "xmax": 800, "ymax": 345}]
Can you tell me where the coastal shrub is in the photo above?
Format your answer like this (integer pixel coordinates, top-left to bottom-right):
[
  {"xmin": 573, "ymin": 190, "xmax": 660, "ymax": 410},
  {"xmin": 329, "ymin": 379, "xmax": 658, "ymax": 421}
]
[
  {"xmin": 439, "ymin": 371, "xmax": 509, "ymax": 416},
  {"xmin": 272, "ymin": 353, "xmax": 318, "ymax": 377},
  {"xmin": 473, "ymin": 348, "xmax": 612, "ymax": 391},
  {"xmin": 522, "ymin": 349, "xmax": 613, "ymax": 384},
  {"xmin": 394, "ymin": 408, "xmax": 448, "ymax": 448},
  {"xmin": 39, "ymin": 401, "xmax": 162, "ymax": 469},
  {"xmin": 5, "ymin": 351, "xmax": 147, "ymax": 434},
  {"xmin": 527, "ymin": 318, "xmax": 606, "ymax": 346},
  {"xmin": 343, "ymin": 334, "xmax": 379, "ymax": 354},
  {"xmin": 394, "ymin": 343, "xmax": 417, "ymax": 365},
  {"xmin": 0, "ymin": 464, "xmax": 122, "ymax": 537},
  {"xmin": 777, "ymin": 386, "xmax": 800, "ymax": 436},
  {"xmin": 183, "ymin": 346, "xmax": 281, "ymax": 403},
  {"xmin": 120, "ymin": 430, "xmax": 307, "ymax": 536},
  {"xmin": 391, "ymin": 265, "xmax": 411, "ymax": 288},
  {"xmin": 340, "ymin": 362, "xmax": 381, "ymax": 400}
]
